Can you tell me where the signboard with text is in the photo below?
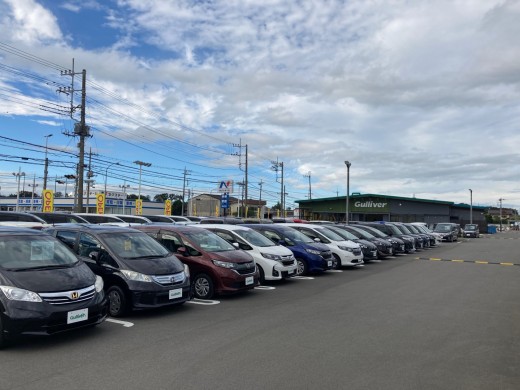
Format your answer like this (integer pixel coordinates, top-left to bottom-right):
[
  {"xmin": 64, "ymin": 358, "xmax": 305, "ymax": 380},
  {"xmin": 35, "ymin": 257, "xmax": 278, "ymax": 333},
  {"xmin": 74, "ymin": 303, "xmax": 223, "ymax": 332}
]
[
  {"xmin": 164, "ymin": 199, "xmax": 172, "ymax": 216},
  {"xmin": 135, "ymin": 199, "xmax": 143, "ymax": 215},
  {"xmin": 42, "ymin": 190, "xmax": 54, "ymax": 212},
  {"xmin": 217, "ymin": 180, "xmax": 233, "ymax": 193},
  {"xmin": 96, "ymin": 193, "xmax": 106, "ymax": 214}
]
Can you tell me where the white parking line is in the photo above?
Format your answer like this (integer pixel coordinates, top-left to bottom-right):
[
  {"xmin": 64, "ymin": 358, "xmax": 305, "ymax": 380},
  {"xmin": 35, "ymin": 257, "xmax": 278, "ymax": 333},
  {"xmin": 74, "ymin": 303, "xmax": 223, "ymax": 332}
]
[
  {"xmin": 327, "ymin": 269, "xmax": 343, "ymax": 273},
  {"xmin": 292, "ymin": 276, "xmax": 315, "ymax": 280},
  {"xmin": 187, "ymin": 298, "xmax": 221, "ymax": 305},
  {"xmin": 106, "ymin": 318, "xmax": 134, "ymax": 327},
  {"xmin": 254, "ymin": 286, "xmax": 276, "ymax": 290}
]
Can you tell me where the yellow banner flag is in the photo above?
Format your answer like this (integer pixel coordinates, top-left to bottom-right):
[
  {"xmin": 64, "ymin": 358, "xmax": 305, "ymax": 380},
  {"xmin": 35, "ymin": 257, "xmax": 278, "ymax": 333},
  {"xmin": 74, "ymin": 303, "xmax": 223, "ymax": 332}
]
[
  {"xmin": 135, "ymin": 199, "xmax": 143, "ymax": 215},
  {"xmin": 96, "ymin": 193, "xmax": 106, "ymax": 214},
  {"xmin": 164, "ymin": 199, "xmax": 172, "ymax": 215},
  {"xmin": 42, "ymin": 190, "xmax": 54, "ymax": 212}
]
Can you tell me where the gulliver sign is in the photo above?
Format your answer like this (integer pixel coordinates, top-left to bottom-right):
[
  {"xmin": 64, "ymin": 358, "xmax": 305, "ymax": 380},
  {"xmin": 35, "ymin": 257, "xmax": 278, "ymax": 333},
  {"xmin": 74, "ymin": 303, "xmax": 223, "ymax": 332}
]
[{"xmin": 352, "ymin": 199, "xmax": 389, "ymax": 212}]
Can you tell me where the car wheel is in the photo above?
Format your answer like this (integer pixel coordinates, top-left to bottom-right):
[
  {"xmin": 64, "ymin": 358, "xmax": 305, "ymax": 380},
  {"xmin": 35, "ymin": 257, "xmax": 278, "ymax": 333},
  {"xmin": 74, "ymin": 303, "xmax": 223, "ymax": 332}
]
[
  {"xmin": 332, "ymin": 254, "xmax": 342, "ymax": 269},
  {"xmin": 107, "ymin": 285, "xmax": 128, "ymax": 317},
  {"xmin": 295, "ymin": 258, "xmax": 308, "ymax": 276},
  {"xmin": 0, "ymin": 316, "xmax": 8, "ymax": 349},
  {"xmin": 193, "ymin": 274, "xmax": 214, "ymax": 299},
  {"xmin": 257, "ymin": 265, "xmax": 266, "ymax": 284}
]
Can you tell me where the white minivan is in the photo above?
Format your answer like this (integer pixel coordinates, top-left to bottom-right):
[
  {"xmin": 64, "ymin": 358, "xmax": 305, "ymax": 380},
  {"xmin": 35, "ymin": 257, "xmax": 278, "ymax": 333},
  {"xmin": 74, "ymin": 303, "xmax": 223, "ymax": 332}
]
[
  {"xmin": 284, "ymin": 223, "xmax": 364, "ymax": 268},
  {"xmin": 202, "ymin": 224, "xmax": 298, "ymax": 282}
]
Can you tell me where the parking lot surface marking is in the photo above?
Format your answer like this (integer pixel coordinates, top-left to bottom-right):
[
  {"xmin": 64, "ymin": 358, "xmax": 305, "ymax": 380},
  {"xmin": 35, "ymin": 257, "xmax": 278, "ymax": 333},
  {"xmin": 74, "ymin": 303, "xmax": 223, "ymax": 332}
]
[
  {"xmin": 106, "ymin": 318, "xmax": 134, "ymax": 327},
  {"xmin": 415, "ymin": 257, "xmax": 520, "ymax": 266},
  {"xmin": 327, "ymin": 269, "xmax": 344, "ymax": 273},
  {"xmin": 254, "ymin": 286, "xmax": 276, "ymax": 290},
  {"xmin": 292, "ymin": 276, "xmax": 315, "ymax": 280},
  {"xmin": 187, "ymin": 298, "xmax": 220, "ymax": 305}
]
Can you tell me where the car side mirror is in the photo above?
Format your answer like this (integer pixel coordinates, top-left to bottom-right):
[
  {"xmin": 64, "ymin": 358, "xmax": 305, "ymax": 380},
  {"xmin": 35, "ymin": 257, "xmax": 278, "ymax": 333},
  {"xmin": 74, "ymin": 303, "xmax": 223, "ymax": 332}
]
[
  {"xmin": 278, "ymin": 239, "xmax": 286, "ymax": 246},
  {"xmin": 232, "ymin": 242, "xmax": 239, "ymax": 249},
  {"xmin": 89, "ymin": 251, "xmax": 100, "ymax": 261},
  {"xmin": 313, "ymin": 237, "xmax": 321, "ymax": 243},
  {"xmin": 177, "ymin": 246, "xmax": 188, "ymax": 255}
]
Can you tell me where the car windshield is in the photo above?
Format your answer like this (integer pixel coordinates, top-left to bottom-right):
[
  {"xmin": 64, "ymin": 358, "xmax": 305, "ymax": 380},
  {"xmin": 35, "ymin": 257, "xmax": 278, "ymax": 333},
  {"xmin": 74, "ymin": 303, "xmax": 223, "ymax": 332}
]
[
  {"xmin": 361, "ymin": 226, "xmax": 388, "ymax": 238},
  {"xmin": 464, "ymin": 225, "xmax": 478, "ymax": 231},
  {"xmin": 0, "ymin": 234, "xmax": 79, "ymax": 270},
  {"xmin": 234, "ymin": 229, "xmax": 276, "ymax": 247},
  {"xmin": 280, "ymin": 227, "xmax": 315, "ymax": 244},
  {"xmin": 349, "ymin": 227, "xmax": 375, "ymax": 239},
  {"xmin": 434, "ymin": 224, "xmax": 452, "ymax": 232},
  {"xmin": 328, "ymin": 227, "xmax": 358, "ymax": 240},
  {"xmin": 100, "ymin": 231, "xmax": 169, "ymax": 259},
  {"xmin": 316, "ymin": 227, "xmax": 345, "ymax": 241},
  {"xmin": 394, "ymin": 224, "xmax": 412, "ymax": 234},
  {"xmin": 182, "ymin": 231, "xmax": 236, "ymax": 252}
]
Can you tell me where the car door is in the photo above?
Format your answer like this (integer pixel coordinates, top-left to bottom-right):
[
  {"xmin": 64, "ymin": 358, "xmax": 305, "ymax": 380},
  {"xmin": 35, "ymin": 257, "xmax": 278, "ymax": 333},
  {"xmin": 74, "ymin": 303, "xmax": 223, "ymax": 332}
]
[
  {"xmin": 157, "ymin": 230, "xmax": 205, "ymax": 276},
  {"xmin": 77, "ymin": 232, "xmax": 120, "ymax": 279}
]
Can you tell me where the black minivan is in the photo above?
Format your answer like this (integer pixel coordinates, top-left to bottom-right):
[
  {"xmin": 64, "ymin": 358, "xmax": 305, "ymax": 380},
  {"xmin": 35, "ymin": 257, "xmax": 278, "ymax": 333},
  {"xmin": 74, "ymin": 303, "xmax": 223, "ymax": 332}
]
[
  {"xmin": 0, "ymin": 227, "xmax": 108, "ymax": 348},
  {"xmin": 45, "ymin": 225, "xmax": 191, "ymax": 317}
]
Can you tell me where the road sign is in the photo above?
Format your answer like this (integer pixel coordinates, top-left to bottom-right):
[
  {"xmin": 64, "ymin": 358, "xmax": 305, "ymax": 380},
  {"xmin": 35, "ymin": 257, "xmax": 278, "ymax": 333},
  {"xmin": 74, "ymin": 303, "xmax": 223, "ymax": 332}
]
[
  {"xmin": 221, "ymin": 193, "xmax": 229, "ymax": 209},
  {"xmin": 217, "ymin": 180, "xmax": 233, "ymax": 193}
]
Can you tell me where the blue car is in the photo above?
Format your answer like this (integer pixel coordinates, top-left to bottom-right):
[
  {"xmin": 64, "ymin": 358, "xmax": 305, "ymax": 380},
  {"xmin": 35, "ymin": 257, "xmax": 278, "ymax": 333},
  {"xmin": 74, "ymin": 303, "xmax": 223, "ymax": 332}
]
[{"xmin": 243, "ymin": 224, "xmax": 334, "ymax": 275}]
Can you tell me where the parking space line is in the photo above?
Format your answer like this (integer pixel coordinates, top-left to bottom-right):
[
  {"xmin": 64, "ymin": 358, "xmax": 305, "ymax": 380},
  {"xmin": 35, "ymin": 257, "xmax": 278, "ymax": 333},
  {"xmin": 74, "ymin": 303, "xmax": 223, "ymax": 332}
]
[
  {"xmin": 415, "ymin": 257, "xmax": 519, "ymax": 266},
  {"xmin": 327, "ymin": 270, "xmax": 344, "ymax": 273},
  {"xmin": 187, "ymin": 298, "xmax": 220, "ymax": 305},
  {"xmin": 292, "ymin": 276, "xmax": 315, "ymax": 280},
  {"xmin": 254, "ymin": 286, "xmax": 276, "ymax": 290},
  {"xmin": 106, "ymin": 318, "xmax": 134, "ymax": 327}
]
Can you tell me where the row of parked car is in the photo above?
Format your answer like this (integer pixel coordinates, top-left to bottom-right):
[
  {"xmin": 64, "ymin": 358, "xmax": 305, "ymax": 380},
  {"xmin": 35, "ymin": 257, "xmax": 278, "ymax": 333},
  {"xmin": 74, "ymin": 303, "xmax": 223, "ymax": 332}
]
[{"xmin": 0, "ymin": 211, "xmax": 454, "ymax": 348}]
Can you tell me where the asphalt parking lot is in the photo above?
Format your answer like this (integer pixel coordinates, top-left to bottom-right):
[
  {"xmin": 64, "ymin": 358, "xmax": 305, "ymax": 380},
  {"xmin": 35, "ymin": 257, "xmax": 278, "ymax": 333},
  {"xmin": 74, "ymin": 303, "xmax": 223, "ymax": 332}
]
[{"xmin": 2, "ymin": 232, "xmax": 520, "ymax": 390}]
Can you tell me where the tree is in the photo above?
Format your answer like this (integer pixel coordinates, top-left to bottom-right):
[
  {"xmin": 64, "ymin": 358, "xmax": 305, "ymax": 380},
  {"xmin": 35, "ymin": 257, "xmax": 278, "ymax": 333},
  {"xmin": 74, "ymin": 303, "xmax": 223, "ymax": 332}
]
[{"xmin": 127, "ymin": 194, "xmax": 150, "ymax": 201}]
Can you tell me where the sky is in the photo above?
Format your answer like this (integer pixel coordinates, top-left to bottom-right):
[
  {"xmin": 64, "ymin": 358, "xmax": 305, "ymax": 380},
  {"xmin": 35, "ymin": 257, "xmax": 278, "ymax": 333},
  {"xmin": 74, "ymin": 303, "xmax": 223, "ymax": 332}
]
[{"xmin": 0, "ymin": 0, "xmax": 519, "ymax": 210}]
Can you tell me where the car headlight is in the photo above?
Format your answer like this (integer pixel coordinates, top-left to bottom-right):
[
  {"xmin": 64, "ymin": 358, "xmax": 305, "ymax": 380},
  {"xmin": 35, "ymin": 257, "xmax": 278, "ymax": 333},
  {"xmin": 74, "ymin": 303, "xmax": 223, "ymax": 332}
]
[
  {"xmin": 183, "ymin": 263, "xmax": 190, "ymax": 278},
  {"xmin": 120, "ymin": 269, "xmax": 152, "ymax": 282},
  {"xmin": 95, "ymin": 276, "xmax": 104, "ymax": 292},
  {"xmin": 0, "ymin": 286, "xmax": 42, "ymax": 302},
  {"xmin": 338, "ymin": 246, "xmax": 354, "ymax": 252},
  {"xmin": 261, "ymin": 253, "xmax": 282, "ymax": 260},
  {"xmin": 212, "ymin": 259, "xmax": 236, "ymax": 269},
  {"xmin": 305, "ymin": 248, "xmax": 321, "ymax": 255}
]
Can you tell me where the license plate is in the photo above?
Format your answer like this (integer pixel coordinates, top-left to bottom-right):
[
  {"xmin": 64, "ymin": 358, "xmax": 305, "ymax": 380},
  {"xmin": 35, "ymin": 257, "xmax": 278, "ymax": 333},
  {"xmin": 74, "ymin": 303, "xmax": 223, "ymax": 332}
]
[
  {"xmin": 169, "ymin": 288, "xmax": 183, "ymax": 300},
  {"xmin": 67, "ymin": 308, "xmax": 88, "ymax": 324},
  {"xmin": 288, "ymin": 269, "xmax": 295, "ymax": 275},
  {"xmin": 245, "ymin": 276, "xmax": 254, "ymax": 285},
  {"xmin": 327, "ymin": 260, "xmax": 333, "ymax": 267}
]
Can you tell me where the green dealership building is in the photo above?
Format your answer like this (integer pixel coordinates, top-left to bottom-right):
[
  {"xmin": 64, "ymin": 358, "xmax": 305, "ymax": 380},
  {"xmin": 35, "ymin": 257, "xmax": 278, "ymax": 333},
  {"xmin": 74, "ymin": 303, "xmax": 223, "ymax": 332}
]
[{"xmin": 296, "ymin": 193, "xmax": 488, "ymax": 227}]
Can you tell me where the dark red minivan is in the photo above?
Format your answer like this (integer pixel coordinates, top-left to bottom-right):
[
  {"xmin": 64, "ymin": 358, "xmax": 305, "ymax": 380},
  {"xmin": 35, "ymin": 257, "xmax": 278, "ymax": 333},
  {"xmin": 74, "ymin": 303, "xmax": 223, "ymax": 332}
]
[{"xmin": 135, "ymin": 225, "xmax": 259, "ymax": 299}]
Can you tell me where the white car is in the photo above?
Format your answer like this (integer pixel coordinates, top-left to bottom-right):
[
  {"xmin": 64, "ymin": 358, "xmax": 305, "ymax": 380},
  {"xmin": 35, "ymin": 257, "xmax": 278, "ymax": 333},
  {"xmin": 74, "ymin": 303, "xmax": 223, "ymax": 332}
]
[
  {"xmin": 202, "ymin": 224, "xmax": 298, "ymax": 282},
  {"xmin": 283, "ymin": 223, "xmax": 364, "ymax": 268}
]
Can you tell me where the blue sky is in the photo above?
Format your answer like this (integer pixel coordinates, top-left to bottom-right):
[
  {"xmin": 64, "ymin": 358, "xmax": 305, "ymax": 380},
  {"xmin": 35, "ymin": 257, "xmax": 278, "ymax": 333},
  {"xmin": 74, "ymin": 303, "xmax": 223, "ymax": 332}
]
[{"xmin": 1, "ymin": 0, "xmax": 520, "ymax": 210}]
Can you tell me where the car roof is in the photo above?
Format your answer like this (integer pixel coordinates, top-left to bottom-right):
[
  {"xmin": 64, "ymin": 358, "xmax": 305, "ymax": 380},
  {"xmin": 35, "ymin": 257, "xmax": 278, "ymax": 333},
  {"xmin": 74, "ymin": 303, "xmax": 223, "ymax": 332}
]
[
  {"xmin": 0, "ymin": 226, "xmax": 47, "ymax": 235},
  {"xmin": 45, "ymin": 224, "xmax": 137, "ymax": 233},
  {"xmin": 199, "ymin": 224, "xmax": 249, "ymax": 231},
  {"xmin": 135, "ymin": 224, "xmax": 211, "ymax": 234}
]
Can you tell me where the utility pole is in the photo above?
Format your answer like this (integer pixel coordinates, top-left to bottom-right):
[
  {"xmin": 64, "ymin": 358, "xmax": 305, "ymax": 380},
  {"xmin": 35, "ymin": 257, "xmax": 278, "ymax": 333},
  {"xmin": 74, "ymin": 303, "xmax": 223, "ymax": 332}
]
[
  {"xmin": 271, "ymin": 159, "xmax": 284, "ymax": 216},
  {"xmin": 28, "ymin": 174, "xmax": 38, "ymax": 211},
  {"xmin": 499, "ymin": 198, "xmax": 505, "ymax": 232},
  {"xmin": 303, "ymin": 171, "xmax": 311, "ymax": 199},
  {"xmin": 233, "ymin": 140, "xmax": 248, "ymax": 217},
  {"xmin": 43, "ymin": 134, "xmax": 52, "ymax": 190},
  {"xmin": 60, "ymin": 62, "xmax": 89, "ymax": 212},
  {"xmin": 258, "ymin": 179, "xmax": 263, "ymax": 218},
  {"xmin": 85, "ymin": 149, "xmax": 94, "ymax": 213},
  {"xmin": 181, "ymin": 167, "xmax": 191, "ymax": 216}
]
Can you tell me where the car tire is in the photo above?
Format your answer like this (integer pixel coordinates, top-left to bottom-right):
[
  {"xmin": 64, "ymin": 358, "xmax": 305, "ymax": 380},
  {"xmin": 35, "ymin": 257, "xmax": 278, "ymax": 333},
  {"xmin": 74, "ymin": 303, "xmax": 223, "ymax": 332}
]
[
  {"xmin": 257, "ymin": 265, "xmax": 266, "ymax": 284},
  {"xmin": 295, "ymin": 258, "xmax": 308, "ymax": 276},
  {"xmin": 332, "ymin": 254, "xmax": 342, "ymax": 269},
  {"xmin": 193, "ymin": 274, "xmax": 214, "ymax": 299},
  {"xmin": 0, "ymin": 316, "xmax": 8, "ymax": 349},
  {"xmin": 107, "ymin": 285, "xmax": 128, "ymax": 317}
]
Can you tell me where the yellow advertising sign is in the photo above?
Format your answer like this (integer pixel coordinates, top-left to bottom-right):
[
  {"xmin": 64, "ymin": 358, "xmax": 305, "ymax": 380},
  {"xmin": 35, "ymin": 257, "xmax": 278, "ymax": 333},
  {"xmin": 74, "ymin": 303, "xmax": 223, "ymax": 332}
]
[
  {"xmin": 96, "ymin": 193, "xmax": 105, "ymax": 214},
  {"xmin": 135, "ymin": 199, "xmax": 143, "ymax": 215},
  {"xmin": 42, "ymin": 190, "xmax": 54, "ymax": 212},
  {"xmin": 164, "ymin": 199, "xmax": 172, "ymax": 216}
]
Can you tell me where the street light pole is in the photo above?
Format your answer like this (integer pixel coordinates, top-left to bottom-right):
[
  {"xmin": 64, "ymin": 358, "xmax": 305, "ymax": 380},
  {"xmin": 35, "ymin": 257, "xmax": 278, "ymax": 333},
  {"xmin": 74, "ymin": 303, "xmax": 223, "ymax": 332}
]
[
  {"xmin": 469, "ymin": 189, "xmax": 473, "ymax": 224},
  {"xmin": 344, "ymin": 161, "xmax": 351, "ymax": 224},
  {"xmin": 43, "ymin": 134, "xmax": 53, "ymax": 190},
  {"xmin": 104, "ymin": 162, "xmax": 120, "ymax": 195},
  {"xmin": 134, "ymin": 160, "xmax": 151, "ymax": 200},
  {"xmin": 119, "ymin": 182, "xmax": 130, "ymax": 214},
  {"xmin": 12, "ymin": 168, "xmax": 25, "ymax": 212}
]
